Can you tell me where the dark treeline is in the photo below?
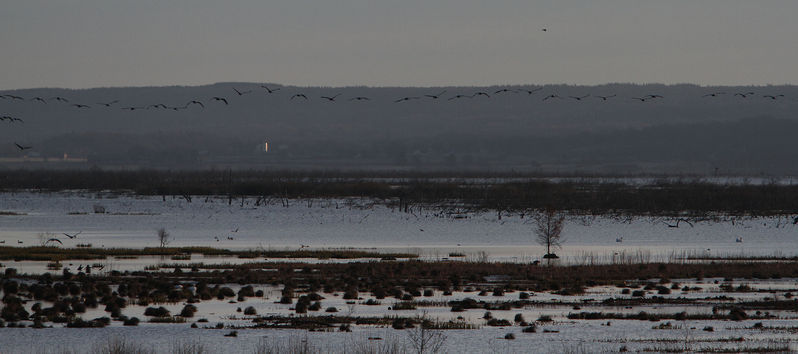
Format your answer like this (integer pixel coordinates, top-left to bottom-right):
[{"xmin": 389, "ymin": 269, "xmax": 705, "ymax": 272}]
[{"xmin": 2, "ymin": 170, "xmax": 797, "ymax": 216}]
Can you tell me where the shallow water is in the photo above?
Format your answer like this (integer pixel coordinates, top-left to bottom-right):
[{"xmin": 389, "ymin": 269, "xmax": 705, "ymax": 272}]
[
  {"xmin": 1, "ymin": 192, "xmax": 796, "ymax": 263},
  {"xmin": 3, "ymin": 191, "xmax": 798, "ymax": 353},
  {"xmin": 1, "ymin": 317, "xmax": 796, "ymax": 353}
]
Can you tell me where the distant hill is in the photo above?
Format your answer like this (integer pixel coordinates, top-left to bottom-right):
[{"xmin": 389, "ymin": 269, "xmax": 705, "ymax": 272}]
[{"xmin": 1, "ymin": 83, "xmax": 796, "ymax": 173}]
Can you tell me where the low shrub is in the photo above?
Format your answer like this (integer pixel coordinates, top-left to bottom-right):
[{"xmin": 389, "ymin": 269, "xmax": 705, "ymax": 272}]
[{"xmin": 143, "ymin": 307, "xmax": 170, "ymax": 317}]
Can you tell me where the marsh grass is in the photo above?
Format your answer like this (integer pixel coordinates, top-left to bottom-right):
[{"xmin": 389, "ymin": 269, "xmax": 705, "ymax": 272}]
[
  {"xmin": 567, "ymin": 310, "xmax": 773, "ymax": 321},
  {"xmin": 253, "ymin": 336, "xmax": 319, "ymax": 354},
  {"xmin": 642, "ymin": 340, "xmax": 790, "ymax": 353},
  {"xmin": 170, "ymin": 340, "xmax": 209, "ymax": 354},
  {"xmin": 253, "ymin": 334, "xmax": 412, "ymax": 354},
  {"xmin": 424, "ymin": 320, "xmax": 479, "ymax": 330},
  {"xmin": 391, "ymin": 301, "xmax": 417, "ymax": 310},
  {"xmin": 148, "ymin": 316, "xmax": 186, "ymax": 323},
  {"xmin": 90, "ymin": 337, "xmax": 155, "ymax": 354},
  {"xmin": 0, "ymin": 246, "xmax": 416, "ymax": 262}
]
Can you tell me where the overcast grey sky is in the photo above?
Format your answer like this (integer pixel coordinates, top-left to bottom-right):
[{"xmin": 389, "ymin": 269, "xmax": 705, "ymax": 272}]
[{"xmin": 2, "ymin": 1, "xmax": 797, "ymax": 90}]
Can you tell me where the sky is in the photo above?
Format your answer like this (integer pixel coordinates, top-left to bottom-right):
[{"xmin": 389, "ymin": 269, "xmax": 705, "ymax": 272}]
[{"xmin": 2, "ymin": 0, "xmax": 798, "ymax": 90}]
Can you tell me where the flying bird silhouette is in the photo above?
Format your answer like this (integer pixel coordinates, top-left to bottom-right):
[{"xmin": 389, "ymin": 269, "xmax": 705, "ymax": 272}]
[
  {"xmin": 473, "ymin": 92, "xmax": 491, "ymax": 98},
  {"xmin": 146, "ymin": 104, "xmax": 168, "ymax": 110},
  {"xmin": 594, "ymin": 94, "xmax": 616, "ymax": 101},
  {"xmin": 320, "ymin": 94, "xmax": 341, "ymax": 102},
  {"xmin": 447, "ymin": 94, "xmax": 472, "ymax": 101},
  {"xmin": 212, "ymin": 97, "xmax": 229, "ymax": 105},
  {"xmin": 702, "ymin": 92, "xmax": 726, "ymax": 98},
  {"xmin": 631, "ymin": 97, "xmax": 649, "ymax": 102},
  {"xmin": 63, "ymin": 231, "xmax": 82, "ymax": 239},
  {"xmin": 30, "ymin": 97, "xmax": 47, "ymax": 104},
  {"xmin": 97, "ymin": 100, "xmax": 119, "ymax": 107},
  {"xmin": 734, "ymin": 92, "xmax": 755, "ymax": 98},
  {"xmin": 5, "ymin": 95, "xmax": 24, "ymax": 100},
  {"xmin": 494, "ymin": 88, "xmax": 516, "ymax": 94},
  {"xmin": 542, "ymin": 94, "xmax": 562, "ymax": 101},
  {"xmin": 233, "ymin": 88, "xmax": 252, "ymax": 96},
  {"xmin": 424, "ymin": 91, "xmax": 447, "ymax": 99},
  {"xmin": 645, "ymin": 94, "xmax": 664, "ymax": 99},
  {"xmin": 186, "ymin": 100, "xmax": 205, "ymax": 108},
  {"xmin": 120, "ymin": 106, "xmax": 145, "ymax": 111},
  {"xmin": 569, "ymin": 95, "xmax": 590, "ymax": 101},
  {"xmin": 349, "ymin": 96, "xmax": 370, "ymax": 101},
  {"xmin": 290, "ymin": 94, "xmax": 308, "ymax": 100},
  {"xmin": 260, "ymin": 85, "xmax": 281, "ymax": 94},
  {"xmin": 51, "ymin": 96, "xmax": 70, "ymax": 103},
  {"xmin": 14, "ymin": 143, "xmax": 32, "ymax": 150},
  {"xmin": 395, "ymin": 96, "xmax": 421, "ymax": 102},
  {"xmin": 518, "ymin": 87, "xmax": 544, "ymax": 95},
  {"xmin": 763, "ymin": 94, "xmax": 785, "ymax": 100},
  {"xmin": 47, "ymin": 238, "xmax": 63, "ymax": 245},
  {"xmin": 71, "ymin": 104, "xmax": 91, "ymax": 108},
  {"xmin": 2, "ymin": 116, "xmax": 23, "ymax": 123}
]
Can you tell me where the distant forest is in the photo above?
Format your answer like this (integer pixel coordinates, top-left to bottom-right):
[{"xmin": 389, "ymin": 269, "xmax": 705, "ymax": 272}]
[{"xmin": 1, "ymin": 83, "xmax": 797, "ymax": 174}]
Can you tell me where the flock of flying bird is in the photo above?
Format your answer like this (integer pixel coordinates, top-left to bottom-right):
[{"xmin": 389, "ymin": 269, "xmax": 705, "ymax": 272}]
[
  {"xmin": 1, "ymin": 231, "xmax": 81, "ymax": 246},
  {"xmin": 1, "ymin": 85, "xmax": 794, "ymax": 152}
]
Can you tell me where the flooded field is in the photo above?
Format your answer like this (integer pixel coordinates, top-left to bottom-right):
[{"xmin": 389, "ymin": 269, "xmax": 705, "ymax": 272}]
[
  {"xmin": 2, "ymin": 191, "xmax": 797, "ymax": 263},
  {"xmin": 3, "ymin": 191, "xmax": 798, "ymax": 353},
  {"xmin": 1, "ymin": 274, "xmax": 798, "ymax": 353}
]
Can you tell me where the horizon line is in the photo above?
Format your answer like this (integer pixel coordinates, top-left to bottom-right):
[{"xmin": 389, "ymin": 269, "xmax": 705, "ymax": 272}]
[{"xmin": 3, "ymin": 81, "xmax": 798, "ymax": 92}]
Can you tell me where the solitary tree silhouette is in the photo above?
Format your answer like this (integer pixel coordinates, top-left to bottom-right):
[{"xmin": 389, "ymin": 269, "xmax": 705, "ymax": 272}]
[
  {"xmin": 534, "ymin": 208, "xmax": 565, "ymax": 259},
  {"xmin": 407, "ymin": 312, "xmax": 447, "ymax": 354},
  {"xmin": 157, "ymin": 228, "xmax": 171, "ymax": 248}
]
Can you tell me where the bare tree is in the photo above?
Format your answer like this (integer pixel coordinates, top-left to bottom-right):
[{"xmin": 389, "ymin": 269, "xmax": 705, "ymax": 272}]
[
  {"xmin": 407, "ymin": 314, "xmax": 447, "ymax": 354},
  {"xmin": 157, "ymin": 228, "xmax": 171, "ymax": 248},
  {"xmin": 534, "ymin": 208, "xmax": 565, "ymax": 258}
]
